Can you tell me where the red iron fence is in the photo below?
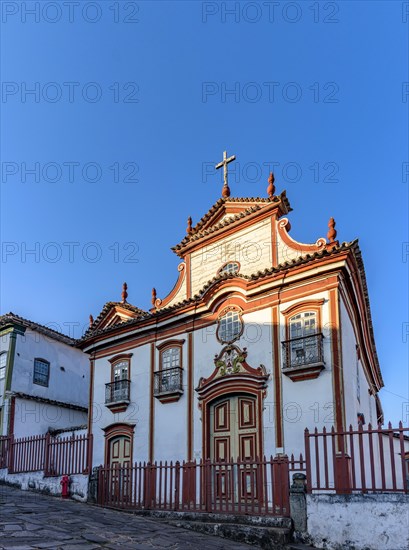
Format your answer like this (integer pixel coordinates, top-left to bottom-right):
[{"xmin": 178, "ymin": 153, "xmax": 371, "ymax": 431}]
[
  {"xmin": 304, "ymin": 422, "xmax": 409, "ymax": 493},
  {"xmin": 1, "ymin": 433, "xmax": 92, "ymax": 476},
  {"xmin": 98, "ymin": 455, "xmax": 290, "ymax": 517}
]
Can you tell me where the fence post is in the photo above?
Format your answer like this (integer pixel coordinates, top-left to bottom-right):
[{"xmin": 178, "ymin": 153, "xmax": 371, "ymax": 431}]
[
  {"xmin": 204, "ymin": 458, "xmax": 212, "ymax": 512},
  {"xmin": 44, "ymin": 433, "xmax": 51, "ymax": 477},
  {"xmin": 174, "ymin": 461, "xmax": 180, "ymax": 511},
  {"xmin": 143, "ymin": 462, "xmax": 152, "ymax": 509},
  {"xmin": 86, "ymin": 434, "xmax": 93, "ymax": 474},
  {"xmin": 7, "ymin": 435, "xmax": 14, "ymax": 473},
  {"xmin": 304, "ymin": 429, "xmax": 312, "ymax": 493},
  {"xmin": 334, "ymin": 428, "xmax": 351, "ymax": 494},
  {"xmin": 272, "ymin": 454, "xmax": 290, "ymax": 517}
]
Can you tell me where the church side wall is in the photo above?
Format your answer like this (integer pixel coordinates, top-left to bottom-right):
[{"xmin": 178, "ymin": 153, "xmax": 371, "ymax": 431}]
[
  {"xmin": 339, "ymin": 298, "xmax": 377, "ymax": 430},
  {"xmin": 190, "ymin": 218, "xmax": 272, "ymax": 296},
  {"xmin": 91, "ymin": 343, "xmax": 151, "ymax": 466}
]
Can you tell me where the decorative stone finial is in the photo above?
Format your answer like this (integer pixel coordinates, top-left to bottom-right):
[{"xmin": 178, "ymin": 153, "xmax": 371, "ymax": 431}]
[
  {"xmin": 121, "ymin": 282, "xmax": 128, "ymax": 303},
  {"xmin": 89, "ymin": 314, "xmax": 94, "ymax": 327},
  {"xmin": 222, "ymin": 184, "xmax": 231, "ymax": 198},
  {"xmin": 327, "ymin": 217, "xmax": 337, "ymax": 243},
  {"xmin": 187, "ymin": 216, "xmax": 192, "ymax": 234},
  {"xmin": 152, "ymin": 287, "xmax": 157, "ymax": 306},
  {"xmin": 267, "ymin": 172, "xmax": 275, "ymax": 198}
]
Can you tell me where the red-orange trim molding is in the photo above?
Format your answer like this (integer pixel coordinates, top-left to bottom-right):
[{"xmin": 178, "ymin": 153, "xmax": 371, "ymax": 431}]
[
  {"xmin": 271, "ymin": 306, "xmax": 283, "ymax": 447},
  {"xmin": 156, "ymin": 339, "xmax": 186, "ymax": 352},
  {"xmin": 329, "ymin": 288, "xmax": 346, "ymax": 433},
  {"xmin": 108, "ymin": 353, "xmax": 133, "ymax": 364},
  {"xmin": 149, "ymin": 343, "xmax": 155, "ymax": 461},
  {"xmin": 187, "ymin": 333, "xmax": 194, "ymax": 460}
]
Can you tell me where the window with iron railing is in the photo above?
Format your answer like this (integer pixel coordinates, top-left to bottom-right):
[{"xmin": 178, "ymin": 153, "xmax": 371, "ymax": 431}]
[
  {"xmin": 154, "ymin": 366, "xmax": 183, "ymax": 395},
  {"xmin": 154, "ymin": 345, "xmax": 184, "ymax": 401},
  {"xmin": 105, "ymin": 379, "xmax": 130, "ymax": 404},
  {"xmin": 281, "ymin": 309, "xmax": 325, "ymax": 371},
  {"xmin": 282, "ymin": 333, "xmax": 324, "ymax": 369}
]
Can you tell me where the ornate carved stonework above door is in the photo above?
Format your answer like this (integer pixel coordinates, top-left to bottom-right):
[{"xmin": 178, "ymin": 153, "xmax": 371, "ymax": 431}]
[{"xmin": 196, "ymin": 345, "xmax": 269, "ymax": 399}]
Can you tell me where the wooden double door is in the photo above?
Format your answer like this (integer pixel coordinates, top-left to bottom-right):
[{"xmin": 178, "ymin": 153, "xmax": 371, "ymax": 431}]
[
  {"xmin": 209, "ymin": 395, "xmax": 261, "ymax": 504},
  {"xmin": 210, "ymin": 395, "xmax": 259, "ymax": 461}
]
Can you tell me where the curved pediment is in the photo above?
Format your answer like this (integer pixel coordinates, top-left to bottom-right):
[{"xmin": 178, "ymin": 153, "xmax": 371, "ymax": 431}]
[
  {"xmin": 276, "ymin": 218, "xmax": 327, "ymax": 264},
  {"xmin": 152, "ymin": 262, "xmax": 186, "ymax": 310}
]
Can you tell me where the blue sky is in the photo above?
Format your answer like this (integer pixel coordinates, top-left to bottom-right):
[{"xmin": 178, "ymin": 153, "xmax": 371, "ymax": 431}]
[{"xmin": 1, "ymin": 1, "xmax": 408, "ymax": 425}]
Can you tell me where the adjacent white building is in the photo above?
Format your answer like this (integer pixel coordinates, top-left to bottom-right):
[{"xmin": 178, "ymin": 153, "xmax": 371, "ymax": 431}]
[
  {"xmin": 80, "ymin": 174, "xmax": 383, "ymax": 469},
  {"xmin": 0, "ymin": 313, "xmax": 89, "ymax": 438}
]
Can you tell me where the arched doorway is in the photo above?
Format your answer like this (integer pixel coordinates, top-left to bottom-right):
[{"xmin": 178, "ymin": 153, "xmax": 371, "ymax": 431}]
[
  {"xmin": 108, "ymin": 435, "xmax": 131, "ymax": 467},
  {"xmin": 103, "ymin": 423, "xmax": 135, "ymax": 503},
  {"xmin": 196, "ymin": 347, "xmax": 269, "ymax": 508},
  {"xmin": 103, "ymin": 422, "xmax": 135, "ymax": 466}
]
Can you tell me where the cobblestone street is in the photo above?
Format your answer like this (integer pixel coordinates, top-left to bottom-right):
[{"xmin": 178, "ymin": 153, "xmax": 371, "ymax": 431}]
[{"xmin": 0, "ymin": 485, "xmax": 252, "ymax": 549}]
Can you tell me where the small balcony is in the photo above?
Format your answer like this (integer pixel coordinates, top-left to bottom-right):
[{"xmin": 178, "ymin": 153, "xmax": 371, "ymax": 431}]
[
  {"xmin": 154, "ymin": 367, "xmax": 183, "ymax": 403},
  {"xmin": 281, "ymin": 333, "xmax": 325, "ymax": 382},
  {"xmin": 105, "ymin": 379, "xmax": 130, "ymax": 413}
]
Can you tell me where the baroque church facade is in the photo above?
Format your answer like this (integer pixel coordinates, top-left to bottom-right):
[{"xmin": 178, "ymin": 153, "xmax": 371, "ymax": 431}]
[{"xmin": 80, "ymin": 161, "xmax": 383, "ymax": 468}]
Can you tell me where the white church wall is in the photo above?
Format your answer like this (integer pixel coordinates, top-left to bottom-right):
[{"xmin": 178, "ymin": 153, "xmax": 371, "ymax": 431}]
[
  {"xmin": 91, "ymin": 342, "xmax": 151, "ymax": 466},
  {"xmin": 12, "ymin": 330, "xmax": 88, "ymax": 408},
  {"xmin": 153, "ymin": 334, "xmax": 188, "ymax": 462},
  {"xmin": 192, "ymin": 307, "xmax": 276, "ymax": 460},
  {"xmin": 190, "ymin": 217, "xmax": 272, "ymax": 296},
  {"xmin": 242, "ymin": 308, "xmax": 276, "ymax": 457}
]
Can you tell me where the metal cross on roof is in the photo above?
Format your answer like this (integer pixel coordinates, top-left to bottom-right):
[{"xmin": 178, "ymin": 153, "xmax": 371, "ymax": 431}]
[{"xmin": 215, "ymin": 150, "xmax": 236, "ymax": 198}]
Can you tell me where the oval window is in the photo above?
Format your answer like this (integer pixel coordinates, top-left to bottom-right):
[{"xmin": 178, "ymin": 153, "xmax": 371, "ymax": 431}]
[{"xmin": 217, "ymin": 309, "xmax": 243, "ymax": 344}]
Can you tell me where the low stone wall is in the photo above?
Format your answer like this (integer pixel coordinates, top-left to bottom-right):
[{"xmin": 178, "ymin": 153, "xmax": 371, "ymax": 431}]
[
  {"xmin": 0, "ymin": 468, "xmax": 88, "ymax": 502},
  {"xmin": 306, "ymin": 493, "xmax": 409, "ymax": 550}
]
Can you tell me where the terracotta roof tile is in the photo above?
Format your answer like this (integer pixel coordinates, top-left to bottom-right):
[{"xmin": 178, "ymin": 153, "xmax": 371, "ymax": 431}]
[
  {"xmin": 0, "ymin": 312, "xmax": 75, "ymax": 346},
  {"xmin": 84, "ymin": 301, "xmax": 148, "ymax": 338}
]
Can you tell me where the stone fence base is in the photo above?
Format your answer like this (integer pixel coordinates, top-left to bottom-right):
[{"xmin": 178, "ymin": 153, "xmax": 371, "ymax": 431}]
[{"xmin": 0, "ymin": 468, "xmax": 88, "ymax": 502}]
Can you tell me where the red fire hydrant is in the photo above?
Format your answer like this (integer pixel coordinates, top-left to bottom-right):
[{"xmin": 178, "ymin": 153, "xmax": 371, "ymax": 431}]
[{"xmin": 60, "ymin": 475, "xmax": 70, "ymax": 499}]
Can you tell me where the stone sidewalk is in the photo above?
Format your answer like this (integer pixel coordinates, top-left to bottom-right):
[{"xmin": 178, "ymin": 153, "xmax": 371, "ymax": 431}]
[{"xmin": 0, "ymin": 485, "xmax": 253, "ymax": 549}]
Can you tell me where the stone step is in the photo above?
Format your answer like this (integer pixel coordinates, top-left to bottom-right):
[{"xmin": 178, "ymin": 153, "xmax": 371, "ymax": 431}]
[
  {"xmin": 134, "ymin": 509, "xmax": 292, "ymax": 529},
  {"xmin": 285, "ymin": 544, "xmax": 316, "ymax": 549},
  {"xmin": 165, "ymin": 519, "xmax": 293, "ymax": 549}
]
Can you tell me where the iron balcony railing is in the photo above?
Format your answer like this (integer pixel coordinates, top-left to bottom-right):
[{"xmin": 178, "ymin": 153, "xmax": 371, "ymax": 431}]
[
  {"xmin": 105, "ymin": 379, "xmax": 131, "ymax": 404},
  {"xmin": 281, "ymin": 333, "xmax": 324, "ymax": 369},
  {"xmin": 154, "ymin": 367, "xmax": 183, "ymax": 395}
]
